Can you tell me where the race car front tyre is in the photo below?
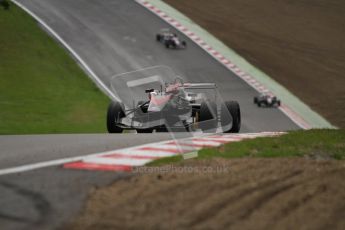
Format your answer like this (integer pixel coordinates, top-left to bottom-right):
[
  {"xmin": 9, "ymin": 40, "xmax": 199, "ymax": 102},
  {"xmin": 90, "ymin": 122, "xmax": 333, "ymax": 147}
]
[
  {"xmin": 221, "ymin": 101, "xmax": 241, "ymax": 133},
  {"xmin": 182, "ymin": 41, "xmax": 187, "ymax": 47},
  {"xmin": 107, "ymin": 101, "xmax": 125, "ymax": 133},
  {"xmin": 156, "ymin": 34, "xmax": 161, "ymax": 41},
  {"xmin": 254, "ymin": 97, "xmax": 258, "ymax": 104},
  {"xmin": 199, "ymin": 101, "xmax": 217, "ymax": 133}
]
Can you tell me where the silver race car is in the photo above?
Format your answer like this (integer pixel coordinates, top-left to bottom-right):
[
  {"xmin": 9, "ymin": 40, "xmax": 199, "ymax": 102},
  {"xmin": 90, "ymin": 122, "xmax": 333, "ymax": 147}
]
[{"xmin": 156, "ymin": 29, "xmax": 187, "ymax": 49}]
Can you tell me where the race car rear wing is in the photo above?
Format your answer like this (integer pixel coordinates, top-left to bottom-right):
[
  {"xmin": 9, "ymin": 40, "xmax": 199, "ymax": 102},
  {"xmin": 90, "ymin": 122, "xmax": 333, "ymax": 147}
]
[{"xmin": 182, "ymin": 83, "xmax": 217, "ymax": 89}]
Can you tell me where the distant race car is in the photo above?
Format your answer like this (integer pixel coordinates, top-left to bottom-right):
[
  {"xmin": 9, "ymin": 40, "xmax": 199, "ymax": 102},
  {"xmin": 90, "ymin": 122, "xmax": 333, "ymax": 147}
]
[
  {"xmin": 156, "ymin": 29, "xmax": 187, "ymax": 49},
  {"xmin": 254, "ymin": 94, "xmax": 281, "ymax": 107},
  {"xmin": 107, "ymin": 78, "xmax": 240, "ymax": 133}
]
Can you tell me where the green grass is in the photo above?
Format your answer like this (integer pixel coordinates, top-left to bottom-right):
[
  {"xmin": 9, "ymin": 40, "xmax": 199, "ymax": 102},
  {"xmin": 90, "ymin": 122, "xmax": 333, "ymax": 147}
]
[
  {"xmin": 149, "ymin": 129, "xmax": 345, "ymax": 166},
  {"xmin": 0, "ymin": 3, "xmax": 110, "ymax": 134}
]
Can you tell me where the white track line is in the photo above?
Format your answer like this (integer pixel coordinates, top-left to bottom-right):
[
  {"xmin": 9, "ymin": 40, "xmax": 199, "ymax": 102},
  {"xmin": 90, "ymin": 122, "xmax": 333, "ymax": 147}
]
[
  {"xmin": 0, "ymin": 139, "xmax": 173, "ymax": 176},
  {"xmin": 83, "ymin": 157, "xmax": 152, "ymax": 166},
  {"xmin": 66, "ymin": 132, "xmax": 284, "ymax": 171},
  {"xmin": 0, "ymin": 132, "xmax": 285, "ymax": 175},
  {"xmin": 0, "ymin": 155, "xmax": 91, "ymax": 176},
  {"xmin": 110, "ymin": 149, "xmax": 177, "ymax": 157},
  {"xmin": 148, "ymin": 144, "xmax": 196, "ymax": 151},
  {"xmin": 179, "ymin": 140, "xmax": 221, "ymax": 147}
]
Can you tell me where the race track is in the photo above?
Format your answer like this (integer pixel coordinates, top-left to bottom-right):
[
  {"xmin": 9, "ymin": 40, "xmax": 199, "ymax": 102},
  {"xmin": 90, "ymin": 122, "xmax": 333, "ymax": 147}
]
[
  {"xmin": 16, "ymin": 0, "xmax": 299, "ymax": 132},
  {"xmin": 0, "ymin": 0, "xmax": 300, "ymax": 229}
]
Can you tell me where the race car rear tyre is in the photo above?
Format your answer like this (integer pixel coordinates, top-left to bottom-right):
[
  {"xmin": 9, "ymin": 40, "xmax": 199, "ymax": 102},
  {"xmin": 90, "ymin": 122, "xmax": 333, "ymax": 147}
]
[
  {"xmin": 182, "ymin": 41, "xmax": 187, "ymax": 47},
  {"xmin": 277, "ymin": 100, "xmax": 281, "ymax": 107},
  {"xmin": 107, "ymin": 101, "xmax": 125, "ymax": 133},
  {"xmin": 221, "ymin": 101, "xmax": 241, "ymax": 133},
  {"xmin": 156, "ymin": 34, "xmax": 161, "ymax": 41},
  {"xmin": 254, "ymin": 97, "xmax": 258, "ymax": 104},
  {"xmin": 199, "ymin": 101, "xmax": 217, "ymax": 133}
]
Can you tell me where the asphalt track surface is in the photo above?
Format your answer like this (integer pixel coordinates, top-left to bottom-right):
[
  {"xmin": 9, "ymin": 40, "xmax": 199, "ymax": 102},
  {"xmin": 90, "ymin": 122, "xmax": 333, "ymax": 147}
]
[
  {"xmin": 0, "ymin": 134, "xmax": 172, "ymax": 230},
  {"xmin": 17, "ymin": 0, "xmax": 299, "ymax": 132},
  {"xmin": 1, "ymin": 0, "xmax": 299, "ymax": 229}
]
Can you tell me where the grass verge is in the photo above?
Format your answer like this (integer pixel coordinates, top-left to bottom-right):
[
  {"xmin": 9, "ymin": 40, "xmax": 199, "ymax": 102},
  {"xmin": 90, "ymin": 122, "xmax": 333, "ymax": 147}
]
[
  {"xmin": 149, "ymin": 129, "xmax": 345, "ymax": 166},
  {"xmin": 0, "ymin": 3, "xmax": 110, "ymax": 134}
]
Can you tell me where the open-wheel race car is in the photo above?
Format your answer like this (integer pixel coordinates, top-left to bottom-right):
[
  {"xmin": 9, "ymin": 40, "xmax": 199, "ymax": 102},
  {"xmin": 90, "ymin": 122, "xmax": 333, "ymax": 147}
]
[
  {"xmin": 254, "ymin": 94, "xmax": 281, "ymax": 107},
  {"xmin": 107, "ymin": 66, "xmax": 240, "ymax": 134},
  {"xmin": 156, "ymin": 28, "xmax": 187, "ymax": 49}
]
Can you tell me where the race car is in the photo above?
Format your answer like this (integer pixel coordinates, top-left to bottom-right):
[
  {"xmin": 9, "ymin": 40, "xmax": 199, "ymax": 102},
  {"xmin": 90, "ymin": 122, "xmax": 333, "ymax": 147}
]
[
  {"xmin": 156, "ymin": 29, "xmax": 187, "ymax": 49},
  {"xmin": 107, "ymin": 78, "xmax": 240, "ymax": 133},
  {"xmin": 254, "ymin": 94, "xmax": 281, "ymax": 107}
]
